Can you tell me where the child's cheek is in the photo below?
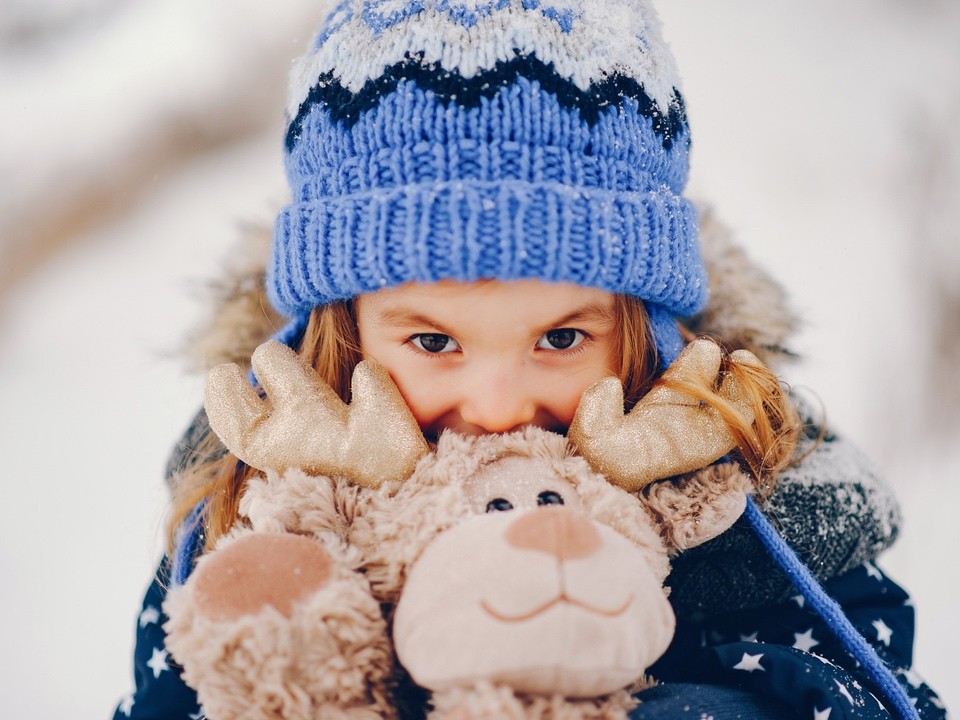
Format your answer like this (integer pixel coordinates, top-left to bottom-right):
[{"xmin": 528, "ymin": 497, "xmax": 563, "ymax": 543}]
[
  {"xmin": 389, "ymin": 367, "xmax": 453, "ymax": 430},
  {"xmin": 557, "ymin": 365, "xmax": 615, "ymax": 426}
]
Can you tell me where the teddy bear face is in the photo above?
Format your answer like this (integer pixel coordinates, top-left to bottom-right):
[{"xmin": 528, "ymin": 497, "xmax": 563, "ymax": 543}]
[
  {"xmin": 393, "ymin": 503, "xmax": 675, "ymax": 696},
  {"xmin": 353, "ymin": 436, "xmax": 677, "ymax": 697}
]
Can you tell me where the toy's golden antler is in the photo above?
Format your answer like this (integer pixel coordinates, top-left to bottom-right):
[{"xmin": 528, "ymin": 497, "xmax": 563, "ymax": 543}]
[
  {"xmin": 568, "ymin": 338, "xmax": 760, "ymax": 491},
  {"xmin": 204, "ymin": 340, "xmax": 429, "ymax": 488}
]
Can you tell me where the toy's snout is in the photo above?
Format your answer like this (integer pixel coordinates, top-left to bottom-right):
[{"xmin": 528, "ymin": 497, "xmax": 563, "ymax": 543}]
[
  {"xmin": 505, "ymin": 505, "xmax": 601, "ymax": 562},
  {"xmin": 393, "ymin": 503, "xmax": 676, "ymax": 697}
]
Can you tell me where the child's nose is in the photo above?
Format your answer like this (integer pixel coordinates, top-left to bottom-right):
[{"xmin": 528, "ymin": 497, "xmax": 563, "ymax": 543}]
[{"xmin": 459, "ymin": 370, "xmax": 537, "ymax": 433}]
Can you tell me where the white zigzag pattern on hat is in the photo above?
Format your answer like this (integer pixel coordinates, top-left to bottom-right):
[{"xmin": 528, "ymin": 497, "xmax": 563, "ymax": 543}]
[
  {"xmin": 365, "ymin": 0, "xmax": 507, "ymax": 32},
  {"xmin": 287, "ymin": 0, "xmax": 679, "ymax": 120}
]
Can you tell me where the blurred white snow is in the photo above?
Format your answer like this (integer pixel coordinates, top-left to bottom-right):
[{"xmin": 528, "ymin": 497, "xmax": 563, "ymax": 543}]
[{"xmin": 1, "ymin": 1, "xmax": 957, "ymax": 717}]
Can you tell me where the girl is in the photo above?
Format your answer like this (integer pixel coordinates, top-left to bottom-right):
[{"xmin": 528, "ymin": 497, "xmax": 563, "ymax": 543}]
[{"xmin": 113, "ymin": 1, "xmax": 945, "ymax": 718}]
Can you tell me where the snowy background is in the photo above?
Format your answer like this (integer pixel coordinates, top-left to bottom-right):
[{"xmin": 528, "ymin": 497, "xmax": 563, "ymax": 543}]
[{"xmin": 1, "ymin": 1, "xmax": 957, "ymax": 717}]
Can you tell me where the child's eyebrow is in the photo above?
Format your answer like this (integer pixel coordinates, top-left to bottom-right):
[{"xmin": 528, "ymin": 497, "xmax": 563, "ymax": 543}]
[
  {"xmin": 547, "ymin": 303, "xmax": 616, "ymax": 329},
  {"xmin": 374, "ymin": 308, "xmax": 456, "ymax": 335}
]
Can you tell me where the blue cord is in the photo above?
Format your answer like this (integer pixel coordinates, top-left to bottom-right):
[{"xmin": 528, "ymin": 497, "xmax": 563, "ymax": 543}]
[
  {"xmin": 171, "ymin": 500, "xmax": 206, "ymax": 586},
  {"xmin": 273, "ymin": 312, "xmax": 310, "ymax": 349},
  {"xmin": 744, "ymin": 496, "xmax": 918, "ymax": 720}
]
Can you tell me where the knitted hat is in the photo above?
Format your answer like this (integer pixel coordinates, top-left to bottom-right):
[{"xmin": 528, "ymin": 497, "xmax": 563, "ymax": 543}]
[{"xmin": 268, "ymin": 0, "xmax": 706, "ymax": 364}]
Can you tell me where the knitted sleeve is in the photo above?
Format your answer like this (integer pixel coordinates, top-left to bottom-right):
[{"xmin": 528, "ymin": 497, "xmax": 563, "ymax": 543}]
[{"xmin": 665, "ymin": 395, "xmax": 902, "ymax": 618}]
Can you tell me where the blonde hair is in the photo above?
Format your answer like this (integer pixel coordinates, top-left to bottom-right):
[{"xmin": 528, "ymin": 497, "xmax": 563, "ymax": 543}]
[{"xmin": 167, "ymin": 295, "xmax": 798, "ymax": 553}]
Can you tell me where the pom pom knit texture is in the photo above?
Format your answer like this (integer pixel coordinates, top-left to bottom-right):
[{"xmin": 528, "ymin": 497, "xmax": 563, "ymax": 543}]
[{"xmin": 269, "ymin": 0, "xmax": 706, "ymax": 363}]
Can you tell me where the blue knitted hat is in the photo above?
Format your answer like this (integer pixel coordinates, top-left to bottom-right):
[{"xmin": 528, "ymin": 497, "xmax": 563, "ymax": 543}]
[{"xmin": 268, "ymin": 0, "xmax": 707, "ymax": 364}]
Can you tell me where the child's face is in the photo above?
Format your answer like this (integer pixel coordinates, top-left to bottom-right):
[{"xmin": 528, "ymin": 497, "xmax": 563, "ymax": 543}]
[{"xmin": 356, "ymin": 280, "xmax": 618, "ymax": 439}]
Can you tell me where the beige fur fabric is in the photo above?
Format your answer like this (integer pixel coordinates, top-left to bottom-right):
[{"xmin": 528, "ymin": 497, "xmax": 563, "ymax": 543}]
[
  {"xmin": 641, "ymin": 463, "xmax": 751, "ymax": 552},
  {"xmin": 164, "ymin": 527, "xmax": 395, "ymax": 720},
  {"xmin": 164, "ymin": 426, "xmax": 752, "ymax": 719},
  {"xmin": 686, "ymin": 206, "xmax": 799, "ymax": 368},
  {"xmin": 183, "ymin": 222, "xmax": 279, "ymax": 372},
  {"xmin": 428, "ymin": 681, "xmax": 644, "ymax": 720}
]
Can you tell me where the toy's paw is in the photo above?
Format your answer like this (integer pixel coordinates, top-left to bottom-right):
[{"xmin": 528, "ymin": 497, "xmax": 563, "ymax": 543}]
[
  {"xmin": 191, "ymin": 533, "xmax": 333, "ymax": 620},
  {"xmin": 164, "ymin": 533, "xmax": 394, "ymax": 720}
]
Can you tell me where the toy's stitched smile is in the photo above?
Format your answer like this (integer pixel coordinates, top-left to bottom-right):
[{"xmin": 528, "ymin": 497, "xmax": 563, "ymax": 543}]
[{"xmin": 481, "ymin": 593, "xmax": 633, "ymax": 622}]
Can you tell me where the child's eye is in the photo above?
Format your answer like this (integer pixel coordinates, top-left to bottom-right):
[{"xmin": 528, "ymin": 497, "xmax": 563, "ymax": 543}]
[
  {"xmin": 536, "ymin": 328, "xmax": 585, "ymax": 351},
  {"xmin": 411, "ymin": 333, "xmax": 461, "ymax": 354}
]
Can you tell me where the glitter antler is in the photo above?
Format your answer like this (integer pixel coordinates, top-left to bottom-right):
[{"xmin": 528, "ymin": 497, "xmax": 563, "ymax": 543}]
[
  {"xmin": 204, "ymin": 340, "xmax": 429, "ymax": 488},
  {"xmin": 568, "ymin": 338, "xmax": 759, "ymax": 491}
]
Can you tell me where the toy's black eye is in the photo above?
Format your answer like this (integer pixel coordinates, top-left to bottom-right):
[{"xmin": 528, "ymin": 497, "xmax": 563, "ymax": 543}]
[
  {"xmin": 536, "ymin": 491, "xmax": 565, "ymax": 506},
  {"xmin": 486, "ymin": 498, "xmax": 514, "ymax": 513}
]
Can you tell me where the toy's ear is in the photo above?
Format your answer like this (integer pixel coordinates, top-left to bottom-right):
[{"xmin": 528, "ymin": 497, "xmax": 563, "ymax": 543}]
[{"xmin": 639, "ymin": 463, "xmax": 751, "ymax": 552}]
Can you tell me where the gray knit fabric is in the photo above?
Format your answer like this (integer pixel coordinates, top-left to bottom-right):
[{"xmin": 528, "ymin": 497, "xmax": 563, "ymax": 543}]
[{"xmin": 665, "ymin": 395, "xmax": 901, "ymax": 619}]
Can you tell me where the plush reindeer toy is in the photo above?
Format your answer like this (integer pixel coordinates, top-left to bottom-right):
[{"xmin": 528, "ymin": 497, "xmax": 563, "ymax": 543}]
[{"xmin": 164, "ymin": 338, "xmax": 760, "ymax": 720}]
